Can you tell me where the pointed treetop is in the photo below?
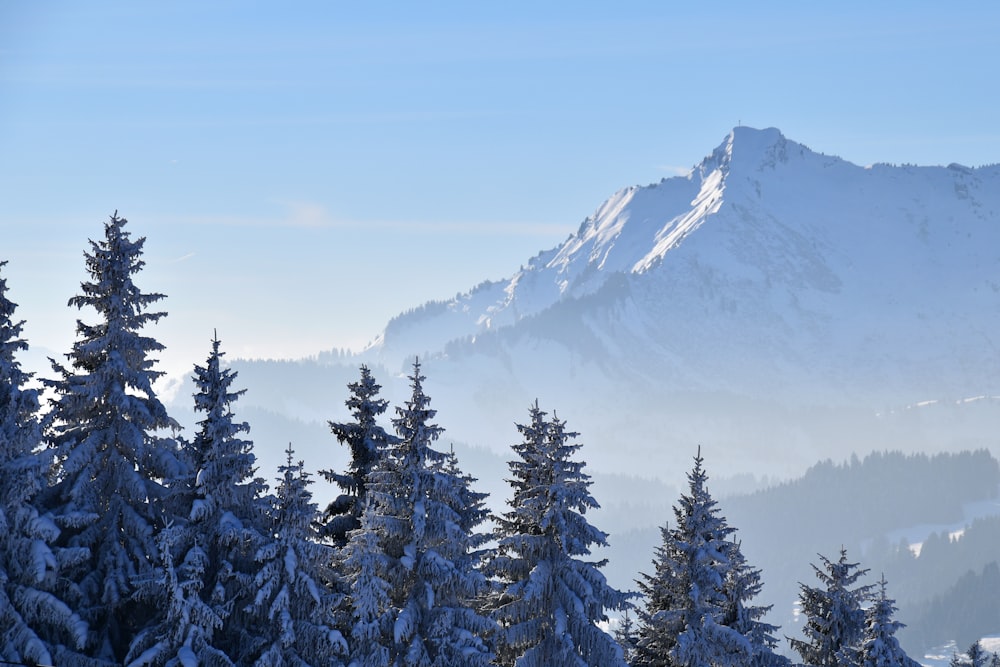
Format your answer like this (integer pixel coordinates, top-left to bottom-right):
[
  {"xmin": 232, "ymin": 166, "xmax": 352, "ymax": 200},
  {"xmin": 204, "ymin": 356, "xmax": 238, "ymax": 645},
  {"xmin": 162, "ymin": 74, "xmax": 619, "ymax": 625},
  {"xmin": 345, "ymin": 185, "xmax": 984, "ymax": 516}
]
[{"xmin": 0, "ymin": 260, "xmax": 30, "ymax": 372}]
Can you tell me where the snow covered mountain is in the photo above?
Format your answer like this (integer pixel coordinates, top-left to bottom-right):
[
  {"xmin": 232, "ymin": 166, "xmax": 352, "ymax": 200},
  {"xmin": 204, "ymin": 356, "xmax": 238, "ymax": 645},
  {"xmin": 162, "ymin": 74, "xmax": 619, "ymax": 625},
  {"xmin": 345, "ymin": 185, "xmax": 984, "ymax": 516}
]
[
  {"xmin": 223, "ymin": 126, "xmax": 1000, "ymax": 488},
  {"xmin": 338, "ymin": 126, "xmax": 1000, "ymax": 482},
  {"xmin": 371, "ymin": 126, "xmax": 999, "ymax": 387}
]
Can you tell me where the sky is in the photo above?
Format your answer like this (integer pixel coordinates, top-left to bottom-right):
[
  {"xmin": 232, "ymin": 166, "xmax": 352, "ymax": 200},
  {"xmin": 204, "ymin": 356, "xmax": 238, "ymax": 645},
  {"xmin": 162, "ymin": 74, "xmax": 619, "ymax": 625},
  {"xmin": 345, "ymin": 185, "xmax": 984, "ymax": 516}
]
[{"xmin": 2, "ymin": 1, "xmax": 999, "ymax": 384}]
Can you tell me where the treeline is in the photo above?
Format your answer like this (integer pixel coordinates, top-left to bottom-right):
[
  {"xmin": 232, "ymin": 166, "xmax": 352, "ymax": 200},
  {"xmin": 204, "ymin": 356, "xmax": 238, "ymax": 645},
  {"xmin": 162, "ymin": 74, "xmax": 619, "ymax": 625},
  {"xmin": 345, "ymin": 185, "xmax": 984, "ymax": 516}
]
[
  {"xmin": 890, "ymin": 515, "xmax": 1000, "ymax": 651},
  {"xmin": 731, "ymin": 450, "xmax": 999, "ymax": 543},
  {"xmin": 720, "ymin": 448, "xmax": 1000, "ymax": 654},
  {"xmin": 0, "ymin": 214, "xmax": 995, "ymax": 667},
  {"xmin": 904, "ymin": 561, "xmax": 1000, "ymax": 652}
]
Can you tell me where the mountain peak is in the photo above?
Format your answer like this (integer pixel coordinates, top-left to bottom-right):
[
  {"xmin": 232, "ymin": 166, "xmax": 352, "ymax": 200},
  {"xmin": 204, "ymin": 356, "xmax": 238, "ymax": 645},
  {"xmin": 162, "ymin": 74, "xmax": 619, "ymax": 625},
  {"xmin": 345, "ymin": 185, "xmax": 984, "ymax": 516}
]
[
  {"xmin": 729, "ymin": 124, "xmax": 786, "ymax": 149},
  {"xmin": 700, "ymin": 125, "xmax": 795, "ymax": 175}
]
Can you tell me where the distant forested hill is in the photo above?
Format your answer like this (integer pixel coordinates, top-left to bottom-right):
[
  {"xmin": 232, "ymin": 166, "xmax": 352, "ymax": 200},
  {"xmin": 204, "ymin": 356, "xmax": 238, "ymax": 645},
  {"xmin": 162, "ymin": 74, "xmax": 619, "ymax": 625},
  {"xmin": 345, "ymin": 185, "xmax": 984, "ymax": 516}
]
[
  {"xmin": 891, "ymin": 516, "xmax": 1000, "ymax": 651},
  {"xmin": 715, "ymin": 450, "xmax": 1000, "ymax": 655}
]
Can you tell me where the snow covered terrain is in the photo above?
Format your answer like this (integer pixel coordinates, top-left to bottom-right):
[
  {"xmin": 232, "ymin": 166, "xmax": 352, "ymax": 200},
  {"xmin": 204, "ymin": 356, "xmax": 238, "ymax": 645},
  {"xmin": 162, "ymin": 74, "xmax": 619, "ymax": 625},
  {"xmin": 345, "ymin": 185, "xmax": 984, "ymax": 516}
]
[{"xmin": 294, "ymin": 126, "xmax": 1000, "ymax": 488}]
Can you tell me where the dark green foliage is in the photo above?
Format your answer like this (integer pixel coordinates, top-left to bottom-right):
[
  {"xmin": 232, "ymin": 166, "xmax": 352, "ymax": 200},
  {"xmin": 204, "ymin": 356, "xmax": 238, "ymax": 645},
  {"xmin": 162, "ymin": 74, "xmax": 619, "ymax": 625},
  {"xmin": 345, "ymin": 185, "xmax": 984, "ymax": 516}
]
[{"xmin": 723, "ymin": 449, "xmax": 1000, "ymax": 649}]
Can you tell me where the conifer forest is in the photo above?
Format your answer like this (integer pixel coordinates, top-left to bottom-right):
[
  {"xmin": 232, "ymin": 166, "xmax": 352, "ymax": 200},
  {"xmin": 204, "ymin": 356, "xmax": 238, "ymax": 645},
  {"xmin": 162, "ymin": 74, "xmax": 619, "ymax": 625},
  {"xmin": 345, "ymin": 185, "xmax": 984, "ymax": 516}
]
[{"xmin": 2, "ymin": 214, "xmax": 996, "ymax": 667}]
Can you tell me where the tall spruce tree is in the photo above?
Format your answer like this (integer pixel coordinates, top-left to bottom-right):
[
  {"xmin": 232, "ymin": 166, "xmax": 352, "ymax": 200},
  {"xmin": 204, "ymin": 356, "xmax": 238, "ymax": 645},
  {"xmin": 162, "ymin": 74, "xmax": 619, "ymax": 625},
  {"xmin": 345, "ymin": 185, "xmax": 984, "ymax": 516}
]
[
  {"xmin": 246, "ymin": 445, "xmax": 347, "ymax": 667},
  {"xmin": 185, "ymin": 335, "xmax": 270, "ymax": 664},
  {"xmin": 487, "ymin": 401, "xmax": 629, "ymax": 667},
  {"xmin": 344, "ymin": 361, "xmax": 494, "ymax": 666},
  {"xmin": 635, "ymin": 449, "xmax": 751, "ymax": 667},
  {"xmin": 127, "ymin": 335, "xmax": 267, "ymax": 666},
  {"xmin": 0, "ymin": 261, "xmax": 87, "ymax": 664},
  {"xmin": 634, "ymin": 450, "xmax": 784, "ymax": 667},
  {"xmin": 855, "ymin": 576, "xmax": 918, "ymax": 667},
  {"xmin": 789, "ymin": 547, "xmax": 874, "ymax": 667},
  {"xmin": 319, "ymin": 365, "xmax": 396, "ymax": 548},
  {"xmin": 41, "ymin": 213, "xmax": 184, "ymax": 663}
]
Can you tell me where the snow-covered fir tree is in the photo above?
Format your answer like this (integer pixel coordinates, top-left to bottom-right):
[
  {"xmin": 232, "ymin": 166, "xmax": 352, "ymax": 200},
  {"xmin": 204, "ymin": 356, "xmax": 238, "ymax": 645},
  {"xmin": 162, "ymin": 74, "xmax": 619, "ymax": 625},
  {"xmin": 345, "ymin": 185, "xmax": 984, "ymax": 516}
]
[
  {"xmin": 0, "ymin": 261, "xmax": 87, "ymax": 665},
  {"xmin": 789, "ymin": 547, "xmax": 874, "ymax": 667},
  {"xmin": 319, "ymin": 364, "xmax": 396, "ymax": 548},
  {"xmin": 181, "ymin": 335, "xmax": 271, "ymax": 664},
  {"xmin": 487, "ymin": 401, "xmax": 629, "ymax": 667},
  {"xmin": 126, "ymin": 335, "xmax": 273, "ymax": 667},
  {"xmin": 855, "ymin": 576, "xmax": 918, "ymax": 667},
  {"xmin": 344, "ymin": 361, "xmax": 494, "ymax": 667},
  {"xmin": 41, "ymin": 213, "xmax": 185, "ymax": 664},
  {"xmin": 246, "ymin": 445, "xmax": 347, "ymax": 667},
  {"xmin": 636, "ymin": 448, "xmax": 752, "ymax": 667}
]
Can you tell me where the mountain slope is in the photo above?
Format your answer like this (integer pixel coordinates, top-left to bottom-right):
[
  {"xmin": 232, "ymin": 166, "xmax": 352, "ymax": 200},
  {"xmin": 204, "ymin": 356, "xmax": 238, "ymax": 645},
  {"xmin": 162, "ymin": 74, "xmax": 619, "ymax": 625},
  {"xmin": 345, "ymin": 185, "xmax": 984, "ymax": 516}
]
[
  {"xmin": 327, "ymin": 127, "xmax": 998, "ymax": 483},
  {"xmin": 210, "ymin": 127, "xmax": 1000, "ymax": 489}
]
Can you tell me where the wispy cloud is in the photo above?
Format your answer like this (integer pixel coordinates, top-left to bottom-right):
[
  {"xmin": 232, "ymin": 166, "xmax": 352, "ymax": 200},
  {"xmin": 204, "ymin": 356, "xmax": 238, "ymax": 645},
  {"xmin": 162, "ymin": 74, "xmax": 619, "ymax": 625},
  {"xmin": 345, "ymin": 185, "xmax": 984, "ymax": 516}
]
[{"xmin": 164, "ymin": 202, "xmax": 574, "ymax": 237}]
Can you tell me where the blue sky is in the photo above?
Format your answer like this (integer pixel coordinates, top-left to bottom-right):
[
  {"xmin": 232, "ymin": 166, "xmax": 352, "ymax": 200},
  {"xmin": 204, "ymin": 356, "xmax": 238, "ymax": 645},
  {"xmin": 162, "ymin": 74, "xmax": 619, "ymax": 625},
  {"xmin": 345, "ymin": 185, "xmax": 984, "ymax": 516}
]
[{"xmin": 2, "ymin": 2, "xmax": 998, "ymax": 381}]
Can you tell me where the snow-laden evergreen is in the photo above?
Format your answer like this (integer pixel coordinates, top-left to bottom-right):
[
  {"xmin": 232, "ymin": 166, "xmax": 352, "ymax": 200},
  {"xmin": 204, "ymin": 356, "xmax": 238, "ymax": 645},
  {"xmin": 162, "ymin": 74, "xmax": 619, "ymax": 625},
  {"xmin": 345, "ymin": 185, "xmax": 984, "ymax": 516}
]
[
  {"xmin": 246, "ymin": 445, "xmax": 347, "ymax": 667},
  {"xmin": 126, "ymin": 335, "xmax": 272, "ymax": 666},
  {"xmin": 344, "ymin": 361, "xmax": 494, "ymax": 666},
  {"xmin": 487, "ymin": 401, "xmax": 629, "ymax": 667},
  {"xmin": 789, "ymin": 547, "xmax": 874, "ymax": 667},
  {"xmin": 319, "ymin": 364, "xmax": 397, "ymax": 548},
  {"xmin": 855, "ymin": 576, "xmax": 918, "ymax": 667},
  {"xmin": 634, "ymin": 449, "xmax": 752, "ymax": 667},
  {"xmin": 183, "ymin": 335, "xmax": 271, "ymax": 664},
  {"xmin": 40, "ymin": 213, "xmax": 185, "ymax": 664},
  {"xmin": 633, "ymin": 450, "xmax": 786, "ymax": 667},
  {"xmin": 0, "ymin": 261, "xmax": 87, "ymax": 665}
]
